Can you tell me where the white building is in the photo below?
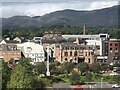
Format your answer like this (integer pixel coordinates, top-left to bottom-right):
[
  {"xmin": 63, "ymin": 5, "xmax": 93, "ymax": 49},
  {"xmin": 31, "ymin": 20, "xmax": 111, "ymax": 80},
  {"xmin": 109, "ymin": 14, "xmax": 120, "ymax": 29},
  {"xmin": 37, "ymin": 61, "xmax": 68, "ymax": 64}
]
[
  {"xmin": 33, "ymin": 37, "xmax": 42, "ymax": 44},
  {"xmin": 0, "ymin": 40, "xmax": 7, "ymax": 45},
  {"xmin": 16, "ymin": 42, "xmax": 45, "ymax": 64},
  {"xmin": 13, "ymin": 37, "xmax": 21, "ymax": 43}
]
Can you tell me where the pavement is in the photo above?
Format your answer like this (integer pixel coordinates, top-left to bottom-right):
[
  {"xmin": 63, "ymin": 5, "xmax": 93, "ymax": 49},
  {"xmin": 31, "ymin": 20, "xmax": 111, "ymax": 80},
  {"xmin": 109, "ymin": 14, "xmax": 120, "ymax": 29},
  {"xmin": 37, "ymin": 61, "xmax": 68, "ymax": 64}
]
[
  {"xmin": 51, "ymin": 82, "xmax": 120, "ymax": 90},
  {"xmin": 53, "ymin": 82, "xmax": 71, "ymax": 88},
  {"xmin": 85, "ymin": 82, "xmax": 113, "ymax": 88}
]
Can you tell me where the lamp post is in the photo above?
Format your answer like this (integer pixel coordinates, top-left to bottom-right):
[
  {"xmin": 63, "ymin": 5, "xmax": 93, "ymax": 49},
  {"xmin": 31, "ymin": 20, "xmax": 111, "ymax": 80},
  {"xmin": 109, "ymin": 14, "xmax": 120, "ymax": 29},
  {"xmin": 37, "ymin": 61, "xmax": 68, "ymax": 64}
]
[
  {"xmin": 46, "ymin": 46, "xmax": 50, "ymax": 76},
  {"xmin": 101, "ymin": 78, "xmax": 103, "ymax": 88}
]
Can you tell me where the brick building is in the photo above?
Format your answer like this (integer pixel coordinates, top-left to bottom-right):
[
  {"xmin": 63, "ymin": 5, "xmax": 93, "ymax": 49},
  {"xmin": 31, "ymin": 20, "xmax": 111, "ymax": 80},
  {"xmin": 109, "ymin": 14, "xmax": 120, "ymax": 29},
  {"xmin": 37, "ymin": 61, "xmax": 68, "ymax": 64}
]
[
  {"xmin": 108, "ymin": 39, "xmax": 120, "ymax": 62},
  {"xmin": 1, "ymin": 44, "xmax": 21, "ymax": 62},
  {"xmin": 55, "ymin": 39, "xmax": 95, "ymax": 64}
]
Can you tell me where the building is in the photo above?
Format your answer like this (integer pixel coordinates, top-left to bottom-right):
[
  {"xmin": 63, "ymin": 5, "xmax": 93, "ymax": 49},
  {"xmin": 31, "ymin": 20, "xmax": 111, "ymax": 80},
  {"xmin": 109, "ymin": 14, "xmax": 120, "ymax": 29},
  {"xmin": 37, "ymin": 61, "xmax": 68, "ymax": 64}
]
[
  {"xmin": 1, "ymin": 44, "xmax": 21, "ymax": 62},
  {"xmin": 16, "ymin": 42, "xmax": 45, "ymax": 64},
  {"xmin": 33, "ymin": 37, "xmax": 43, "ymax": 44},
  {"xmin": 13, "ymin": 37, "xmax": 22, "ymax": 43},
  {"xmin": 43, "ymin": 43, "xmax": 56, "ymax": 62},
  {"xmin": 108, "ymin": 39, "xmax": 120, "ymax": 63},
  {"xmin": 55, "ymin": 39, "xmax": 95, "ymax": 64},
  {"xmin": 42, "ymin": 31, "xmax": 65, "ymax": 43},
  {"xmin": 63, "ymin": 34, "xmax": 109, "ymax": 63}
]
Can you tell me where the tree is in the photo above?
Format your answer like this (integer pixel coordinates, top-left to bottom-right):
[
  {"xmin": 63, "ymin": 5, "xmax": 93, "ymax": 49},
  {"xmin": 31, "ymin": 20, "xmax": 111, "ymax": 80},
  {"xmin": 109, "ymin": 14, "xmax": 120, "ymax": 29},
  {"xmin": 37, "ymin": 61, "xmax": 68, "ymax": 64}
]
[
  {"xmin": 77, "ymin": 62, "xmax": 89, "ymax": 75},
  {"xmin": 7, "ymin": 64, "xmax": 35, "ymax": 88},
  {"xmin": 70, "ymin": 70, "xmax": 80, "ymax": 85},
  {"xmin": 2, "ymin": 60, "xmax": 12, "ymax": 89},
  {"xmin": 34, "ymin": 62, "xmax": 46, "ymax": 75},
  {"xmin": 63, "ymin": 62, "xmax": 74, "ymax": 74},
  {"xmin": 19, "ymin": 58, "xmax": 34, "ymax": 74},
  {"xmin": 90, "ymin": 63, "xmax": 101, "ymax": 74}
]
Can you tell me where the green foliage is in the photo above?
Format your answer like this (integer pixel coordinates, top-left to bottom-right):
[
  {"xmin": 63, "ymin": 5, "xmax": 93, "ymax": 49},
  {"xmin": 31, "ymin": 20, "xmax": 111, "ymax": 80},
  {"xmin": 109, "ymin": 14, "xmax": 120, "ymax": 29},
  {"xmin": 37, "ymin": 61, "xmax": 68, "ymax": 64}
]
[
  {"xmin": 34, "ymin": 62, "xmax": 46, "ymax": 75},
  {"xmin": 19, "ymin": 58, "xmax": 34, "ymax": 74},
  {"xmin": 77, "ymin": 62, "xmax": 89, "ymax": 75},
  {"xmin": 63, "ymin": 62, "xmax": 74, "ymax": 74},
  {"xmin": 2, "ymin": 60, "xmax": 12, "ymax": 89},
  {"xmin": 3, "ymin": 26, "xmax": 120, "ymax": 40},
  {"xmin": 90, "ymin": 63, "xmax": 101, "ymax": 73},
  {"xmin": 7, "ymin": 64, "xmax": 35, "ymax": 88},
  {"xmin": 111, "ymin": 76, "xmax": 120, "ymax": 84},
  {"xmin": 70, "ymin": 71, "xmax": 80, "ymax": 82},
  {"xmin": 85, "ymin": 73, "xmax": 93, "ymax": 82}
]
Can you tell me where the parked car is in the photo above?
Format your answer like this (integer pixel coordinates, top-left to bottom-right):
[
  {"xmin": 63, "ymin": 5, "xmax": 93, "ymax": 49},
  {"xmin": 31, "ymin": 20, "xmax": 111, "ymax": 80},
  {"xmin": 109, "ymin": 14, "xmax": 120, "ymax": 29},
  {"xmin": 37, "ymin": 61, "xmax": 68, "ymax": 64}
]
[{"xmin": 112, "ymin": 84, "xmax": 120, "ymax": 88}]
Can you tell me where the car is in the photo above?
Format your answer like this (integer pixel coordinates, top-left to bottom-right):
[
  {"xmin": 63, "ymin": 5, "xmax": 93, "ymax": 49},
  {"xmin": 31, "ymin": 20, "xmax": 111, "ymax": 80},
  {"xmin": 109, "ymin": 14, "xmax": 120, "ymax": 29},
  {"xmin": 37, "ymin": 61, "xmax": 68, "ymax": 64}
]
[{"xmin": 112, "ymin": 84, "xmax": 120, "ymax": 88}]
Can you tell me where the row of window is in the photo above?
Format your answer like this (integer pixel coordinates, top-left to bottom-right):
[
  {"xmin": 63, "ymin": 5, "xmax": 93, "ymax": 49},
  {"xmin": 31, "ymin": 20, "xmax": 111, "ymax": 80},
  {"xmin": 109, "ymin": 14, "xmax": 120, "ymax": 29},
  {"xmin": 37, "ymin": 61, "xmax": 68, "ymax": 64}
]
[
  {"xmin": 3, "ymin": 53, "xmax": 21, "ymax": 55},
  {"xmin": 110, "ymin": 48, "xmax": 119, "ymax": 52},
  {"xmin": 62, "ymin": 46, "xmax": 92, "ymax": 50},
  {"xmin": 32, "ymin": 58, "xmax": 44, "ymax": 62},
  {"xmin": 31, "ymin": 53, "xmax": 44, "ymax": 56},
  {"xmin": 64, "ymin": 51, "xmax": 93, "ymax": 56},
  {"xmin": 64, "ymin": 58, "xmax": 91, "ymax": 63},
  {"xmin": 110, "ymin": 43, "xmax": 119, "ymax": 46}
]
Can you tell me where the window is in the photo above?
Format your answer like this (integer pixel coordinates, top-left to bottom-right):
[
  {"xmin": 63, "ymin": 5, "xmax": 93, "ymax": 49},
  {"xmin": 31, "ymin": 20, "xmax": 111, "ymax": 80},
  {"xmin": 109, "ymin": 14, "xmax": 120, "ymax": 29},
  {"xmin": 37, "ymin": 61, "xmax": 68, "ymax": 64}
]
[
  {"xmin": 110, "ymin": 48, "xmax": 112, "ymax": 51},
  {"xmin": 65, "ymin": 47, "xmax": 68, "ymax": 50},
  {"xmin": 110, "ymin": 43, "xmax": 112, "ymax": 46},
  {"xmin": 75, "ymin": 47, "xmax": 77, "ymax": 50},
  {"xmin": 89, "ymin": 52, "xmax": 91, "ymax": 56},
  {"xmin": 85, "ymin": 52, "xmax": 87, "ymax": 56},
  {"xmin": 115, "ymin": 43, "xmax": 118, "ymax": 46},
  {"xmin": 91, "ymin": 52, "xmax": 94, "ymax": 55},
  {"xmin": 65, "ymin": 58, "xmax": 67, "ymax": 61},
  {"xmin": 64, "ymin": 52, "xmax": 68, "ymax": 56},
  {"xmin": 74, "ymin": 51, "xmax": 77, "ymax": 56},
  {"xmin": 74, "ymin": 58, "xmax": 77, "ymax": 61},
  {"xmin": 70, "ymin": 51, "xmax": 72, "ymax": 56},
  {"xmin": 88, "ymin": 58, "xmax": 90, "ymax": 63},
  {"xmin": 79, "ymin": 52, "xmax": 83, "ymax": 56},
  {"xmin": 115, "ymin": 48, "xmax": 118, "ymax": 52},
  {"xmin": 89, "ymin": 47, "xmax": 91, "ymax": 50}
]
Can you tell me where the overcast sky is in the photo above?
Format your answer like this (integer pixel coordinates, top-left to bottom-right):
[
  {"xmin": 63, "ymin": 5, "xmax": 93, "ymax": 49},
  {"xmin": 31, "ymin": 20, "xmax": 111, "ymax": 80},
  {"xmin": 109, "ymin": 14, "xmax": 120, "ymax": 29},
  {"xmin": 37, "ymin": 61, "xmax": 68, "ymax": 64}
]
[{"xmin": 0, "ymin": 0, "xmax": 119, "ymax": 18}]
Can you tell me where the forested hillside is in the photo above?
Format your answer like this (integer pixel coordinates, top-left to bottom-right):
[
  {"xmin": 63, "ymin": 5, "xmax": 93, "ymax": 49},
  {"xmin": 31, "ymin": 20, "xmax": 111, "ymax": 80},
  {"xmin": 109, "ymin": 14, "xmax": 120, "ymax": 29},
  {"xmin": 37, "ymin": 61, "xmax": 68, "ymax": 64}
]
[{"xmin": 2, "ymin": 25, "xmax": 120, "ymax": 39}]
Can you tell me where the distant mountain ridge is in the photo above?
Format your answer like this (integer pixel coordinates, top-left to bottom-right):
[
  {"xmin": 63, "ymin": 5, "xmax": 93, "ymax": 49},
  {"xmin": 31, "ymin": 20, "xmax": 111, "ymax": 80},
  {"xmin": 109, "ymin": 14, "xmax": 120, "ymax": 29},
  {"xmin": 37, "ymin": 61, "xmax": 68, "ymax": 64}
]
[{"xmin": 2, "ymin": 5, "xmax": 119, "ymax": 29}]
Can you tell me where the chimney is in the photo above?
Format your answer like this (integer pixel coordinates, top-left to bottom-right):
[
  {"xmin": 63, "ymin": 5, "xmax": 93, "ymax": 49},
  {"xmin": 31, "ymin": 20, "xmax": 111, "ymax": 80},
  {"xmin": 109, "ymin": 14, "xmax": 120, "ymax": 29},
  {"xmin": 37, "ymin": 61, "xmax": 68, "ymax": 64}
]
[{"xmin": 83, "ymin": 25, "xmax": 86, "ymax": 35}]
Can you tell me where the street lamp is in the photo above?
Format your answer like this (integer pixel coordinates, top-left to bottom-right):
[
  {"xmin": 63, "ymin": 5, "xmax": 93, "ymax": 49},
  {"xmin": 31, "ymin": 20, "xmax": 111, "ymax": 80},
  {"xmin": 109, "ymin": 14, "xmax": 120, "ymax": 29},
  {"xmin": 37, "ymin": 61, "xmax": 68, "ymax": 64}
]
[
  {"xmin": 101, "ymin": 78, "xmax": 103, "ymax": 88},
  {"xmin": 46, "ymin": 46, "xmax": 50, "ymax": 76}
]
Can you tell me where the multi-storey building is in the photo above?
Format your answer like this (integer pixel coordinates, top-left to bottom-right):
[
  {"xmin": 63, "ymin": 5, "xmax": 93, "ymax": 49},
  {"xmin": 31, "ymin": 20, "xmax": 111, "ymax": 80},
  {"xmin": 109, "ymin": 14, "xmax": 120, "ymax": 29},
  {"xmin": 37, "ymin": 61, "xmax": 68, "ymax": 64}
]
[
  {"xmin": 1, "ymin": 44, "xmax": 21, "ymax": 62},
  {"xmin": 108, "ymin": 39, "xmax": 120, "ymax": 63},
  {"xmin": 63, "ymin": 34, "xmax": 110, "ymax": 63},
  {"xmin": 55, "ymin": 39, "xmax": 95, "ymax": 64}
]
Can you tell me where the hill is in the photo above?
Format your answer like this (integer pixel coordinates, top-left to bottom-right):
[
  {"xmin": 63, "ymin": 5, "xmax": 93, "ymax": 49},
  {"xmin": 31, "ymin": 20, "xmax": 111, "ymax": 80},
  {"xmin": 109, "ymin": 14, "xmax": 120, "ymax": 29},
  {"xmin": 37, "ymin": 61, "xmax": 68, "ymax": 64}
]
[{"xmin": 2, "ymin": 5, "xmax": 118, "ymax": 29}]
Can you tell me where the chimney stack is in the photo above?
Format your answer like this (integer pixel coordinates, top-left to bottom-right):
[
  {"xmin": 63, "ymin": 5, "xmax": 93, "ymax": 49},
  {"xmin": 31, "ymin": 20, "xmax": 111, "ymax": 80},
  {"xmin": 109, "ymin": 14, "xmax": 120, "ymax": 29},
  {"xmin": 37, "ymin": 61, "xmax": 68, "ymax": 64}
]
[{"xmin": 83, "ymin": 25, "xmax": 86, "ymax": 35}]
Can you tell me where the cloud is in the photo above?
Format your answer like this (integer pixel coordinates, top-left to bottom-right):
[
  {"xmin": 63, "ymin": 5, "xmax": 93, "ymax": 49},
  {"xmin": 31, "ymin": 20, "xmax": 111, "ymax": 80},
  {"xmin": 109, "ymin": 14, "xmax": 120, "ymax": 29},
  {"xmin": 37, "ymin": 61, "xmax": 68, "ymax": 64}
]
[
  {"xmin": 1, "ymin": 0, "xmax": 119, "ymax": 18},
  {"xmin": 87, "ymin": 1, "xmax": 119, "ymax": 10}
]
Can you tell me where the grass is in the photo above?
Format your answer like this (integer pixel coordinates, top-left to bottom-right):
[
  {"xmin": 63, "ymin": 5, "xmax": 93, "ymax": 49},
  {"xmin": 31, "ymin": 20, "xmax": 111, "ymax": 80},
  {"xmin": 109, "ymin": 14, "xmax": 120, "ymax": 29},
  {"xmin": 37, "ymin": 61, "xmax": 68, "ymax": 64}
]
[{"xmin": 37, "ymin": 73, "xmax": 119, "ymax": 86}]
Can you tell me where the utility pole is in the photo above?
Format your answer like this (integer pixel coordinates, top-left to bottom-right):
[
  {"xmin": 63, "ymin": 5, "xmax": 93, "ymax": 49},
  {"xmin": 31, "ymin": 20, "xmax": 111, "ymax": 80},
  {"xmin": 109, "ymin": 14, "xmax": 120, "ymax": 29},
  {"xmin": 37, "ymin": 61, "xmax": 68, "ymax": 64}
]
[
  {"xmin": 101, "ymin": 78, "xmax": 103, "ymax": 88},
  {"xmin": 46, "ymin": 46, "xmax": 50, "ymax": 76}
]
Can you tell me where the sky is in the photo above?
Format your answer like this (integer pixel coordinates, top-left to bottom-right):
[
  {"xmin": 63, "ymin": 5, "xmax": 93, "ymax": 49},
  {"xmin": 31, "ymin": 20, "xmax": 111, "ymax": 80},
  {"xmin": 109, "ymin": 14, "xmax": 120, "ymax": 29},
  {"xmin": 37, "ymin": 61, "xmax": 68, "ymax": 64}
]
[{"xmin": 0, "ymin": 0, "xmax": 120, "ymax": 18}]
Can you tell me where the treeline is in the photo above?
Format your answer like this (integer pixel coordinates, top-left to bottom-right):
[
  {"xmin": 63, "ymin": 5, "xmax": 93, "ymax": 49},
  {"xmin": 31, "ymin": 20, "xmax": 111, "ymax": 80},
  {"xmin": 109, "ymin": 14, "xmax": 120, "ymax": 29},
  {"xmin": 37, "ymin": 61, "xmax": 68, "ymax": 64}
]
[{"xmin": 2, "ymin": 25, "xmax": 120, "ymax": 39}]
